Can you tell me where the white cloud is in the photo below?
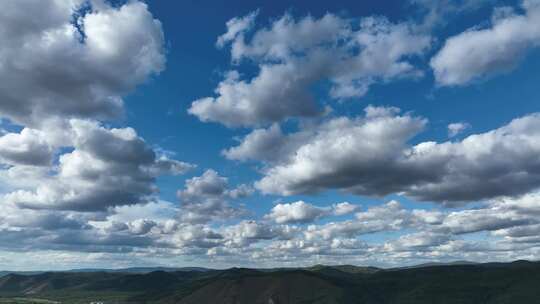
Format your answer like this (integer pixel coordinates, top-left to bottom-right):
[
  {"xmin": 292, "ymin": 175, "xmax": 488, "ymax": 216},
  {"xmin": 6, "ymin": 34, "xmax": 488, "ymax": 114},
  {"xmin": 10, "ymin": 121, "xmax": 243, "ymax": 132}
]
[
  {"xmin": 265, "ymin": 201, "xmax": 329, "ymax": 224},
  {"xmin": 176, "ymin": 170, "xmax": 251, "ymax": 224},
  {"xmin": 447, "ymin": 122, "xmax": 471, "ymax": 137},
  {"xmin": 188, "ymin": 64, "xmax": 321, "ymax": 127},
  {"xmin": 254, "ymin": 107, "xmax": 540, "ymax": 205},
  {"xmin": 221, "ymin": 220, "xmax": 294, "ymax": 247},
  {"xmin": 303, "ymin": 201, "xmax": 420, "ymax": 240},
  {"xmin": 265, "ymin": 201, "xmax": 359, "ymax": 224},
  {"xmin": 441, "ymin": 208, "xmax": 531, "ymax": 235},
  {"xmin": 224, "ymin": 124, "xmax": 294, "ymax": 163},
  {"xmin": 190, "ymin": 13, "xmax": 431, "ymax": 127},
  {"xmin": 0, "ymin": 0, "xmax": 202, "ymax": 264},
  {"xmin": 226, "ymin": 12, "xmax": 349, "ymax": 61},
  {"xmin": 2, "ymin": 192, "xmax": 540, "ymax": 267},
  {"xmin": 332, "ymin": 202, "xmax": 359, "ymax": 216},
  {"xmin": 384, "ymin": 232, "xmax": 452, "ymax": 252},
  {"xmin": 0, "ymin": 0, "xmax": 165, "ymax": 126},
  {"xmin": 0, "ymin": 128, "xmax": 54, "ymax": 166},
  {"xmin": 0, "ymin": 0, "xmax": 190, "ymax": 213},
  {"xmin": 216, "ymin": 10, "xmax": 258, "ymax": 48},
  {"xmin": 2, "ymin": 120, "xmax": 193, "ymax": 211},
  {"xmin": 109, "ymin": 200, "xmax": 180, "ymax": 223},
  {"xmin": 3, "ymin": 1, "xmax": 540, "ymax": 269},
  {"xmin": 255, "ymin": 106, "xmax": 429, "ymax": 197},
  {"xmin": 431, "ymin": 1, "xmax": 540, "ymax": 86}
]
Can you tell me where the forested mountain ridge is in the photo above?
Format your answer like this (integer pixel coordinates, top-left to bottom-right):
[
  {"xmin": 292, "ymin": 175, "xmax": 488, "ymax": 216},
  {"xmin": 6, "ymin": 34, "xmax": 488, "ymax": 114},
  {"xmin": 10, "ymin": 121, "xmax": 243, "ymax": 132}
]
[{"xmin": 1, "ymin": 261, "xmax": 539, "ymax": 304}]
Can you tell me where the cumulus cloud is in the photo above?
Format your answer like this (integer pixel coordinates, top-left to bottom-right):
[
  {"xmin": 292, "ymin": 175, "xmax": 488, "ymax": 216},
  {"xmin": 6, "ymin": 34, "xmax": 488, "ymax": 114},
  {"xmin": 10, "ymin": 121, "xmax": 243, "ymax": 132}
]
[
  {"xmin": 332, "ymin": 202, "xmax": 360, "ymax": 216},
  {"xmin": 383, "ymin": 232, "xmax": 452, "ymax": 252},
  {"xmin": 252, "ymin": 107, "xmax": 540, "ymax": 205},
  {"xmin": 266, "ymin": 201, "xmax": 328, "ymax": 224},
  {"xmin": 222, "ymin": 123, "xmax": 312, "ymax": 164},
  {"xmin": 189, "ymin": 12, "xmax": 431, "ymax": 127},
  {"xmin": 303, "ymin": 201, "xmax": 432, "ymax": 241},
  {"xmin": 440, "ymin": 208, "xmax": 532, "ymax": 235},
  {"xmin": 0, "ymin": 201, "xmax": 94, "ymax": 232},
  {"xmin": 431, "ymin": 1, "xmax": 540, "ymax": 86},
  {"xmin": 4, "ymin": 0, "xmax": 540, "ymax": 269},
  {"xmin": 255, "ymin": 106, "xmax": 429, "ymax": 197},
  {"xmin": 2, "ymin": 120, "xmax": 192, "ymax": 211},
  {"xmin": 3, "ymin": 193, "xmax": 540, "ymax": 267},
  {"xmin": 127, "ymin": 219, "xmax": 158, "ymax": 235},
  {"xmin": 405, "ymin": 113, "xmax": 540, "ymax": 203},
  {"xmin": 188, "ymin": 65, "xmax": 321, "ymax": 127},
  {"xmin": 0, "ymin": 128, "xmax": 54, "ymax": 166},
  {"xmin": 109, "ymin": 200, "xmax": 180, "ymax": 223},
  {"xmin": 304, "ymin": 200, "xmax": 444, "ymax": 240},
  {"xmin": 265, "ymin": 201, "xmax": 359, "ymax": 224},
  {"xmin": 0, "ymin": 0, "xmax": 165, "ymax": 127},
  {"xmin": 0, "ymin": 0, "xmax": 198, "ymax": 257},
  {"xmin": 176, "ymin": 170, "xmax": 251, "ymax": 224},
  {"xmin": 0, "ymin": 0, "xmax": 204, "ymax": 265},
  {"xmin": 223, "ymin": 124, "xmax": 289, "ymax": 163},
  {"xmin": 221, "ymin": 220, "xmax": 296, "ymax": 248}
]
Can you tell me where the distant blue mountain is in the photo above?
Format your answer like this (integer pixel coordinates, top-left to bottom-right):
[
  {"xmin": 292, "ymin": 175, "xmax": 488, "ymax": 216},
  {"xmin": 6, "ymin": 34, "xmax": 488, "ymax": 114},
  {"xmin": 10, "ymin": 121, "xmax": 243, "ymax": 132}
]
[{"xmin": 0, "ymin": 267, "xmax": 210, "ymax": 277}]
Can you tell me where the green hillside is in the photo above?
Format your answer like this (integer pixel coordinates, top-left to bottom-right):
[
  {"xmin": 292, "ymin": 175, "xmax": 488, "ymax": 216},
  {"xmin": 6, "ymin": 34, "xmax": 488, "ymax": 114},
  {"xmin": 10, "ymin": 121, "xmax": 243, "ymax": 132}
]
[{"xmin": 0, "ymin": 261, "xmax": 539, "ymax": 304}]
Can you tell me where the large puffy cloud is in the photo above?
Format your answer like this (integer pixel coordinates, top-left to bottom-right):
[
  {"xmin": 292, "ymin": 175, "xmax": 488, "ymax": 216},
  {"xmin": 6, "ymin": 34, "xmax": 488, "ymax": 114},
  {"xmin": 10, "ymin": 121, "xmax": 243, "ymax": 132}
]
[
  {"xmin": 0, "ymin": 128, "xmax": 54, "ymax": 166},
  {"xmin": 2, "ymin": 120, "xmax": 193, "ymax": 211},
  {"xmin": 0, "ymin": 0, "xmax": 197, "ymax": 248},
  {"xmin": 440, "ymin": 208, "xmax": 532, "ymax": 235},
  {"xmin": 188, "ymin": 65, "xmax": 321, "ymax": 128},
  {"xmin": 189, "ymin": 13, "xmax": 431, "ymax": 127},
  {"xmin": 0, "ymin": 0, "xmax": 165, "ymax": 126},
  {"xmin": 431, "ymin": 0, "xmax": 540, "ymax": 86},
  {"xmin": 0, "ymin": 0, "xmax": 201, "ymax": 265},
  {"xmin": 255, "ymin": 106, "xmax": 430, "ymax": 197},
  {"xmin": 253, "ymin": 107, "xmax": 540, "ymax": 205},
  {"xmin": 404, "ymin": 113, "xmax": 540, "ymax": 203},
  {"xmin": 4, "ymin": 1, "xmax": 540, "ymax": 269}
]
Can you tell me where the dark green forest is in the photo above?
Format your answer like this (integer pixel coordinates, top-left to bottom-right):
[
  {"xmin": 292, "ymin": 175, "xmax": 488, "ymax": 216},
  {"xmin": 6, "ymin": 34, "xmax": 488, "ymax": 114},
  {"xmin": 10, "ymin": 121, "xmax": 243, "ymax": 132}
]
[{"xmin": 1, "ymin": 260, "xmax": 539, "ymax": 304}]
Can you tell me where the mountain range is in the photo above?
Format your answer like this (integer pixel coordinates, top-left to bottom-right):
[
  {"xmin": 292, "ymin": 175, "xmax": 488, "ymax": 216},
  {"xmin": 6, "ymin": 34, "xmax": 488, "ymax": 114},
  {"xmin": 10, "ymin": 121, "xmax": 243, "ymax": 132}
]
[{"xmin": 1, "ymin": 260, "xmax": 539, "ymax": 303}]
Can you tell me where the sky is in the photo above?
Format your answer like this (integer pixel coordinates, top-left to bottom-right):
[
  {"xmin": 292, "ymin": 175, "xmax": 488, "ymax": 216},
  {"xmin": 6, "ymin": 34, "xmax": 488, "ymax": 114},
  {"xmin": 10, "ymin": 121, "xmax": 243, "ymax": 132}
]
[{"xmin": 1, "ymin": 0, "xmax": 540, "ymax": 270}]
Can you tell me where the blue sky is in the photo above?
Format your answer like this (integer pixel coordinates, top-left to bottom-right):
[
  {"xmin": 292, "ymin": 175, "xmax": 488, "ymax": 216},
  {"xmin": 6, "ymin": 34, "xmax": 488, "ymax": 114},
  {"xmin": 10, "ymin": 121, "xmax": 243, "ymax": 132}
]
[
  {"xmin": 1, "ymin": 0, "xmax": 540, "ymax": 270},
  {"xmin": 134, "ymin": 2, "xmax": 530, "ymax": 180},
  {"xmin": 131, "ymin": 0, "xmax": 540, "ymax": 213}
]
